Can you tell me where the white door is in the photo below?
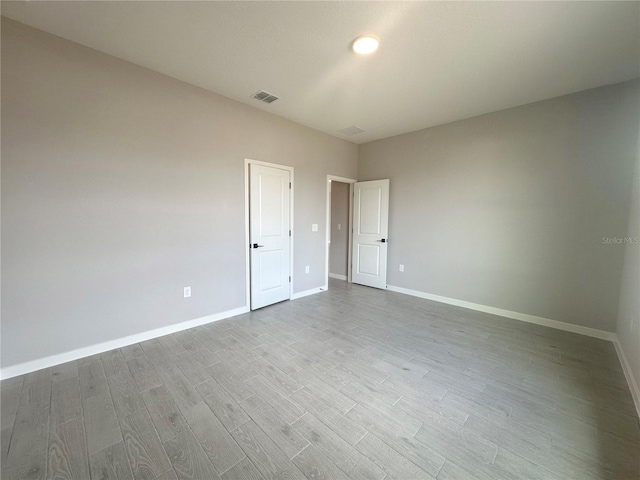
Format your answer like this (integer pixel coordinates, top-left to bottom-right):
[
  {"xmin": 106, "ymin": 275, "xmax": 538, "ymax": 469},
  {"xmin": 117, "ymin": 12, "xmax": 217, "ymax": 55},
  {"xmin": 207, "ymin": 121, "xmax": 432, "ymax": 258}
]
[
  {"xmin": 249, "ymin": 164, "xmax": 291, "ymax": 309},
  {"xmin": 352, "ymin": 179, "xmax": 389, "ymax": 289}
]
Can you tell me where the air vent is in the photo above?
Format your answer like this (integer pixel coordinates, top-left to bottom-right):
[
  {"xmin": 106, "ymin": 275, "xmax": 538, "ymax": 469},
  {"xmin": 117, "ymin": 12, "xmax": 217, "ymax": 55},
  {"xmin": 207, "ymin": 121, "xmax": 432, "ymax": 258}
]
[
  {"xmin": 338, "ymin": 125, "xmax": 366, "ymax": 136},
  {"xmin": 251, "ymin": 90, "xmax": 279, "ymax": 104}
]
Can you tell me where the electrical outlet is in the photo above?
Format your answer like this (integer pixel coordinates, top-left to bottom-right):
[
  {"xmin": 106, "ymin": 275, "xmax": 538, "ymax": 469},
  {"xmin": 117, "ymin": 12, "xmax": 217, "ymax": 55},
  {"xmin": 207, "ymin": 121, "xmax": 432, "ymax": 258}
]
[
  {"xmin": 312, "ymin": 224, "xmax": 318, "ymax": 232},
  {"xmin": 399, "ymin": 264, "xmax": 404, "ymax": 272},
  {"xmin": 184, "ymin": 286, "xmax": 191, "ymax": 298},
  {"xmin": 305, "ymin": 266, "xmax": 310, "ymax": 274}
]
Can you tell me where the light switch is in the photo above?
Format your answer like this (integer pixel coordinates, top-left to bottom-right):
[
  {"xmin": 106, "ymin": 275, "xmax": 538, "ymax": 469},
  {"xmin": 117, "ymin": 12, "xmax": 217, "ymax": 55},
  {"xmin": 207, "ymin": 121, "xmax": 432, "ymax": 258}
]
[
  {"xmin": 337, "ymin": 224, "xmax": 341, "ymax": 230},
  {"xmin": 312, "ymin": 224, "xmax": 318, "ymax": 232}
]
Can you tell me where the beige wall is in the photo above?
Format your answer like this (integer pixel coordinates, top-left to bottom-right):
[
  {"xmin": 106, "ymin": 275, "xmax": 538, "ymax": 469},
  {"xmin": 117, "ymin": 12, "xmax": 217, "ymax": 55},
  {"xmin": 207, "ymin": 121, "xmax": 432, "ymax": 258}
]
[
  {"xmin": 329, "ymin": 182, "xmax": 350, "ymax": 277},
  {"xmin": 616, "ymin": 126, "xmax": 640, "ymax": 395},
  {"xmin": 359, "ymin": 80, "xmax": 640, "ymax": 332},
  {"xmin": 1, "ymin": 19, "xmax": 357, "ymax": 368}
]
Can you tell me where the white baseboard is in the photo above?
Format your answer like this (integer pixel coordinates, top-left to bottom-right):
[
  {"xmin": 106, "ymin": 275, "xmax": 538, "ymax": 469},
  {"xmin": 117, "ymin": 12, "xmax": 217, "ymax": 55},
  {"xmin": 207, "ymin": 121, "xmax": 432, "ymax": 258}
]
[
  {"xmin": 386, "ymin": 284, "xmax": 640, "ymax": 416},
  {"xmin": 0, "ymin": 305, "xmax": 249, "ymax": 380},
  {"xmin": 2, "ymin": 285, "xmax": 328, "ymax": 379},
  {"xmin": 292, "ymin": 286, "xmax": 327, "ymax": 300},
  {"xmin": 329, "ymin": 273, "xmax": 347, "ymax": 281},
  {"xmin": 386, "ymin": 285, "xmax": 616, "ymax": 342},
  {"xmin": 5, "ymin": 284, "xmax": 635, "ymax": 421},
  {"xmin": 613, "ymin": 337, "xmax": 640, "ymax": 419}
]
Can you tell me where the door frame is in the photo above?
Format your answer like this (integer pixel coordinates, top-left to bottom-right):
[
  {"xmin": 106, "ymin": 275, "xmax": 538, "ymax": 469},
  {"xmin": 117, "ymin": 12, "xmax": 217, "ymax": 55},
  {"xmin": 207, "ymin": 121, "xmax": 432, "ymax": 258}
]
[
  {"xmin": 325, "ymin": 175, "xmax": 357, "ymax": 289},
  {"xmin": 244, "ymin": 159, "xmax": 294, "ymax": 309}
]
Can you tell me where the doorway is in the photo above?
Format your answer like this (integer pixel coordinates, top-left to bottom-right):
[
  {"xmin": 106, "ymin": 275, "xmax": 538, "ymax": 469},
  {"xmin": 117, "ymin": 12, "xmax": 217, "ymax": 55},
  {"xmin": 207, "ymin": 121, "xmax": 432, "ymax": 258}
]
[
  {"xmin": 325, "ymin": 175, "xmax": 356, "ymax": 288},
  {"xmin": 325, "ymin": 176, "xmax": 391, "ymax": 290},
  {"xmin": 245, "ymin": 159, "xmax": 294, "ymax": 310}
]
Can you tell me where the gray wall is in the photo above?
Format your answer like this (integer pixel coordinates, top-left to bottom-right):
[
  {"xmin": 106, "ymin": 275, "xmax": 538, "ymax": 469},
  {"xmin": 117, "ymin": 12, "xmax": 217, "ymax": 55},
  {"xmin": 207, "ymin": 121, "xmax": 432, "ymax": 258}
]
[
  {"xmin": 359, "ymin": 81, "xmax": 640, "ymax": 332},
  {"xmin": 616, "ymin": 127, "xmax": 640, "ymax": 392},
  {"xmin": 3, "ymin": 17, "xmax": 639, "ymax": 372},
  {"xmin": 329, "ymin": 182, "xmax": 350, "ymax": 277},
  {"xmin": 1, "ymin": 19, "xmax": 357, "ymax": 368}
]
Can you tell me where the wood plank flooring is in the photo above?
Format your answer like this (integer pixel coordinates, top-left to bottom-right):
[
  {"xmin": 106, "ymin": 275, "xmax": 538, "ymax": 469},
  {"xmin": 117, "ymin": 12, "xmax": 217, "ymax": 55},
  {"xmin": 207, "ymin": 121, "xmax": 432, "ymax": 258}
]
[{"xmin": 1, "ymin": 279, "xmax": 638, "ymax": 479}]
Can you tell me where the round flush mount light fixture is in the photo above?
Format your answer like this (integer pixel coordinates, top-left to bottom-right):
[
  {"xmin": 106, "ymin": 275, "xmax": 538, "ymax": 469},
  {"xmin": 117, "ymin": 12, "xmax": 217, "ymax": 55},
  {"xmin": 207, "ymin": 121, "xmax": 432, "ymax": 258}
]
[{"xmin": 352, "ymin": 35, "xmax": 379, "ymax": 55}]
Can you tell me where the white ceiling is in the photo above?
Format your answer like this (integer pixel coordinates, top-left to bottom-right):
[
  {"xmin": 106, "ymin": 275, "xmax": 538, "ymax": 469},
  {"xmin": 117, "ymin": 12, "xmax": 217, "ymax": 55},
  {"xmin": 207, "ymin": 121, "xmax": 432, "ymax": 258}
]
[{"xmin": 3, "ymin": 1, "xmax": 639, "ymax": 144}]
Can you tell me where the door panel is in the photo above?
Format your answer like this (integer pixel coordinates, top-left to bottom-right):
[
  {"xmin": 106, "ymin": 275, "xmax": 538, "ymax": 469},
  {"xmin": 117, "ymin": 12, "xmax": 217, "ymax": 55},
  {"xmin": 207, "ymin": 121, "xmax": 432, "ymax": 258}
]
[
  {"xmin": 357, "ymin": 244, "xmax": 380, "ymax": 276},
  {"xmin": 250, "ymin": 164, "xmax": 290, "ymax": 309},
  {"xmin": 258, "ymin": 174, "xmax": 284, "ymax": 237},
  {"xmin": 358, "ymin": 188, "xmax": 382, "ymax": 234},
  {"xmin": 352, "ymin": 179, "xmax": 389, "ymax": 289},
  {"xmin": 259, "ymin": 250, "xmax": 284, "ymax": 291}
]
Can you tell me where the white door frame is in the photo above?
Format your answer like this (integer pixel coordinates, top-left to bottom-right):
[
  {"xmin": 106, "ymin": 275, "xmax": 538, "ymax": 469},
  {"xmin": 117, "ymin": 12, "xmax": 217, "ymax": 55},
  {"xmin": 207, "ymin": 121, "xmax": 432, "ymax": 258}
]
[
  {"xmin": 244, "ymin": 159, "xmax": 294, "ymax": 309},
  {"xmin": 325, "ymin": 175, "xmax": 357, "ymax": 288}
]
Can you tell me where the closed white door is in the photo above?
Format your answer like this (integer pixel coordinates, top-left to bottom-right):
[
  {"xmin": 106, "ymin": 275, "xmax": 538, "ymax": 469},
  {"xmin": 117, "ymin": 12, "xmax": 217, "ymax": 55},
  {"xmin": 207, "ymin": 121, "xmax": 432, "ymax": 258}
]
[
  {"xmin": 249, "ymin": 164, "xmax": 291, "ymax": 309},
  {"xmin": 352, "ymin": 179, "xmax": 389, "ymax": 289}
]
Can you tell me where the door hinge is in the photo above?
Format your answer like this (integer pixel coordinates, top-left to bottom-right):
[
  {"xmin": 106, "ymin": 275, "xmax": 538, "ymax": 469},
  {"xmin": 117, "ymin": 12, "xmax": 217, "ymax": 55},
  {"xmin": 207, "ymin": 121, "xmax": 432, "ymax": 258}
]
[
  {"xmin": 289, "ymin": 182, "xmax": 292, "ymax": 189},
  {"xmin": 289, "ymin": 230, "xmax": 291, "ymax": 237},
  {"xmin": 289, "ymin": 276, "xmax": 291, "ymax": 282}
]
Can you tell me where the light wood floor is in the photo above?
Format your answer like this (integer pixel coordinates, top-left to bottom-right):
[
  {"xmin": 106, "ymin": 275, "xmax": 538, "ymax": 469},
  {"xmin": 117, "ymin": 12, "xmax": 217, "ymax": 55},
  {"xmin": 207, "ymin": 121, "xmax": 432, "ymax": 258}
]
[{"xmin": 2, "ymin": 279, "xmax": 639, "ymax": 480}]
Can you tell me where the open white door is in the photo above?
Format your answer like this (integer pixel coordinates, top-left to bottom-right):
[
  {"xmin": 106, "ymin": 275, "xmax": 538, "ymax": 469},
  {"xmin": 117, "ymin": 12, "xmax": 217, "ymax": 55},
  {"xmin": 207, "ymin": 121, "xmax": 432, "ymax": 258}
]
[
  {"xmin": 249, "ymin": 164, "xmax": 291, "ymax": 309},
  {"xmin": 352, "ymin": 179, "xmax": 389, "ymax": 289}
]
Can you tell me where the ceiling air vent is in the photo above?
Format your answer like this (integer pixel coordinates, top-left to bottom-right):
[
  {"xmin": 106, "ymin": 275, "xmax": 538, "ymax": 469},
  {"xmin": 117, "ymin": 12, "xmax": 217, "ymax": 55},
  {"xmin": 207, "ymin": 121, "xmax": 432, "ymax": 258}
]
[
  {"xmin": 338, "ymin": 125, "xmax": 366, "ymax": 136},
  {"xmin": 251, "ymin": 90, "xmax": 279, "ymax": 104}
]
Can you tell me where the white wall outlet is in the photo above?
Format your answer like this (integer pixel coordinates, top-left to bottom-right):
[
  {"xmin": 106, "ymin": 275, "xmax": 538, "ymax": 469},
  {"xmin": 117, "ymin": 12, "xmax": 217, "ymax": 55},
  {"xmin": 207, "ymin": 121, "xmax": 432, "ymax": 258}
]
[
  {"xmin": 312, "ymin": 224, "xmax": 318, "ymax": 232},
  {"xmin": 399, "ymin": 264, "xmax": 404, "ymax": 272},
  {"xmin": 184, "ymin": 286, "xmax": 191, "ymax": 298},
  {"xmin": 337, "ymin": 223, "xmax": 342, "ymax": 230},
  {"xmin": 305, "ymin": 266, "xmax": 310, "ymax": 273}
]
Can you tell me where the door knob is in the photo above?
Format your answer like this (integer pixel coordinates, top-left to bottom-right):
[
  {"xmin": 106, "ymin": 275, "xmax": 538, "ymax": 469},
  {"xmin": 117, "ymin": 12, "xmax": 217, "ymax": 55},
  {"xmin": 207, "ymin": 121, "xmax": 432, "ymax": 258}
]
[
  {"xmin": 377, "ymin": 239, "xmax": 387, "ymax": 243},
  {"xmin": 252, "ymin": 243, "xmax": 265, "ymax": 248}
]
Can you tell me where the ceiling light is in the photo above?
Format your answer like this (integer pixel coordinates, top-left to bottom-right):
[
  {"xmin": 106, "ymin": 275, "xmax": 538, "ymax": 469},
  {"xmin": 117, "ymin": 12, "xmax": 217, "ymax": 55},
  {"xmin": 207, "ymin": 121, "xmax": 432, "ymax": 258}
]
[{"xmin": 352, "ymin": 35, "xmax": 379, "ymax": 55}]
